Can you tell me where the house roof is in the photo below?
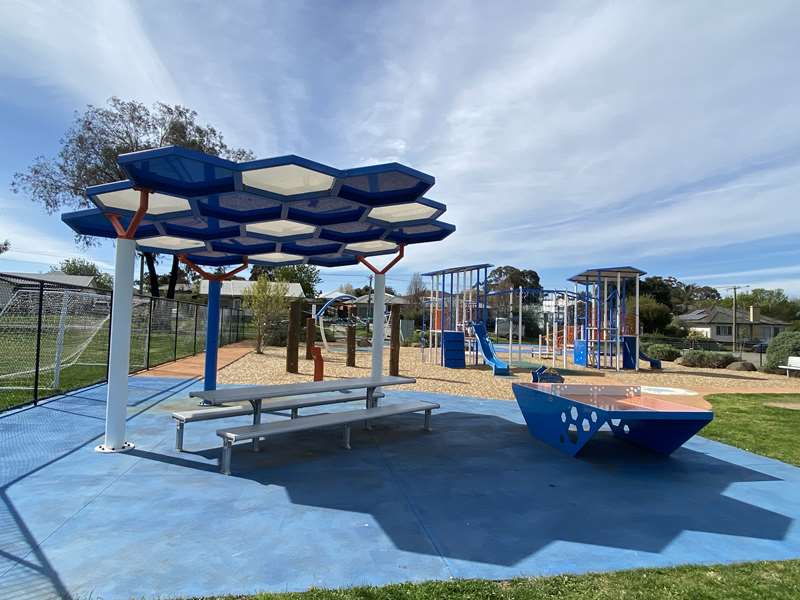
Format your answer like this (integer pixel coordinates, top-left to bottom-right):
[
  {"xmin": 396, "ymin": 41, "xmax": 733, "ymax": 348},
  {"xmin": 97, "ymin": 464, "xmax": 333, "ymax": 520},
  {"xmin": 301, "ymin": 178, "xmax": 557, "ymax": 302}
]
[
  {"xmin": 2, "ymin": 271, "xmax": 96, "ymax": 288},
  {"xmin": 677, "ymin": 306, "xmax": 789, "ymax": 326},
  {"xmin": 61, "ymin": 145, "xmax": 454, "ymax": 269},
  {"xmin": 199, "ymin": 279, "xmax": 305, "ymax": 298}
]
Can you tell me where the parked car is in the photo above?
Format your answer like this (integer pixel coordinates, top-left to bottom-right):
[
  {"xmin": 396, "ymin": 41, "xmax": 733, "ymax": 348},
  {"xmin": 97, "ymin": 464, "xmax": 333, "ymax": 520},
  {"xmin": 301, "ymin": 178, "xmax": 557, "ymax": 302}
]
[{"xmin": 751, "ymin": 342, "xmax": 769, "ymax": 353}]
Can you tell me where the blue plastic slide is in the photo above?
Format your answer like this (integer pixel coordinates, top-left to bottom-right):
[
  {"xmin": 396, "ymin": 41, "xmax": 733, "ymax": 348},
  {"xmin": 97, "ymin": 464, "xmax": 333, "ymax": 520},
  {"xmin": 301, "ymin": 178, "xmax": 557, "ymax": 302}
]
[
  {"xmin": 470, "ymin": 321, "xmax": 511, "ymax": 376},
  {"xmin": 639, "ymin": 350, "xmax": 662, "ymax": 370}
]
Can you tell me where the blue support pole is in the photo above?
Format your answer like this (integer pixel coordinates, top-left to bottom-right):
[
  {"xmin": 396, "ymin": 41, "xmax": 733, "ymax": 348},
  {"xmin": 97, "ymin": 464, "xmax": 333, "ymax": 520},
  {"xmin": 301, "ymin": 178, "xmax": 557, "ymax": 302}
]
[{"xmin": 204, "ymin": 279, "xmax": 221, "ymax": 391}]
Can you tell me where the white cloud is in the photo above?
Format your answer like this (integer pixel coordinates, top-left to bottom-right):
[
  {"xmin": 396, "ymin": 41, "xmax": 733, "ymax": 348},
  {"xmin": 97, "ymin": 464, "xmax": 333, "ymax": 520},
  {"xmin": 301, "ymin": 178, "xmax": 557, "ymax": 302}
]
[{"xmin": 0, "ymin": 0, "xmax": 180, "ymax": 106}]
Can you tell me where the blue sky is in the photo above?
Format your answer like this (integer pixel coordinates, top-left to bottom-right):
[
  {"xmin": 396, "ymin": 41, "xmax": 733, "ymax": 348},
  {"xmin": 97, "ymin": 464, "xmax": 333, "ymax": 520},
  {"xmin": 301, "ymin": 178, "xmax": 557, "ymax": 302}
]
[{"xmin": 1, "ymin": 0, "xmax": 799, "ymax": 297}]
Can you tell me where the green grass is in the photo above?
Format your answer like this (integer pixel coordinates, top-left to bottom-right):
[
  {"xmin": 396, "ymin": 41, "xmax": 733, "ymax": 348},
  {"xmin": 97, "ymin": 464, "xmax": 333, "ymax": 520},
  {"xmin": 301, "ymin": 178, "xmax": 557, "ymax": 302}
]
[
  {"xmin": 186, "ymin": 560, "xmax": 800, "ymax": 599},
  {"xmin": 702, "ymin": 393, "xmax": 800, "ymax": 466},
  {"xmin": 0, "ymin": 321, "xmax": 231, "ymax": 412}
]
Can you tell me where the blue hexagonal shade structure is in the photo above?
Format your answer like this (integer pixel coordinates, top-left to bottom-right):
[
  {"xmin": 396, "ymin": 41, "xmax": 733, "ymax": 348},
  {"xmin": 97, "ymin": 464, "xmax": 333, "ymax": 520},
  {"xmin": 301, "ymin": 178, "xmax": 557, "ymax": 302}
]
[
  {"xmin": 61, "ymin": 146, "xmax": 454, "ymax": 454},
  {"xmin": 62, "ymin": 145, "xmax": 454, "ymax": 268}
]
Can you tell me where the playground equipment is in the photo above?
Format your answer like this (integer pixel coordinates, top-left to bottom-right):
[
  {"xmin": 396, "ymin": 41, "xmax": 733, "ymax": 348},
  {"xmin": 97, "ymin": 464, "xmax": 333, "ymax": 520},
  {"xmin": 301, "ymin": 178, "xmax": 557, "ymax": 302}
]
[
  {"xmin": 313, "ymin": 294, "xmax": 356, "ymax": 353},
  {"xmin": 512, "ymin": 382, "xmax": 713, "ymax": 456},
  {"xmin": 421, "ymin": 264, "xmax": 491, "ymax": 368},
  {"xmin": 470, "ymin": 321, "xmax": 510, "ymax": 375},
  {"xmin": 568, "ymin": 266, "xmax": 646, "ymax": 371}
]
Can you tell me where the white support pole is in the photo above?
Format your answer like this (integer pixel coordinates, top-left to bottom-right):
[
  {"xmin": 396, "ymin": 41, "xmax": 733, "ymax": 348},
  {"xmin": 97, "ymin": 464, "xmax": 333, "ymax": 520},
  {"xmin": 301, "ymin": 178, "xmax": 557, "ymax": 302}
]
[
  {"xmin": 573, "ymin": 283, "xmax": 579, "ymax": 342},
  {"xmin": 97, "ymin": 238, "xmax": 136, "ymax": 453},
  {"xmin": 428, "ymin": 276, "xmax": 434, "ymax": 363},
  {"xmin": 563, "ymin": 291, "xmax": 568, "ymax": 368},
  {"xmin": 518, "ymin": 286, "xmax": 523, "ymax": 363},
  {"xmin": 371, "ymin": 272, "xmax": 386, "ymax": 379},
  {"xmin": 603, "ymin": 279, "xmax": 608, "ymax": 369},
  {"xmin": 635, "ymin": 274, "xmax": 640, "ymax": 372},
  {"xmin": 616, "ymin": 272, "xmax": 621, "ymax": 372}
]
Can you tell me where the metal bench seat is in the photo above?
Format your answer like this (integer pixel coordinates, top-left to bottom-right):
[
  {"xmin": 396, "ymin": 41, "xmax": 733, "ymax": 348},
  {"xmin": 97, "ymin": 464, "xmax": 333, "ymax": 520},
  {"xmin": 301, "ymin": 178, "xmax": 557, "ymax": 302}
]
[
  {"xmin": 779, "ymin": 356, "xmax": 800, "ymax": 377},
  {"xmin": 216, "ymin": 400, "xmax": 439, "ymax": 474},
  {"xmin": 172, "ymin": 392, "xmax": 381, "ymax": 451}
]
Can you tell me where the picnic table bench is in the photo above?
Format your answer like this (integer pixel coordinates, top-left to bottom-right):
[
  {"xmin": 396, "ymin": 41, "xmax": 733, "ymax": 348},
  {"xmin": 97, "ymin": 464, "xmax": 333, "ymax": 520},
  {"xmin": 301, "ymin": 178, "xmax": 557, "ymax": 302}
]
[
  {"xmin": 187, "ymin": 376, "xmax": 437, "ymax": 474},
  {"xmin": 779, "ymin": 356, "xmax": 800, "ymax": 377}
]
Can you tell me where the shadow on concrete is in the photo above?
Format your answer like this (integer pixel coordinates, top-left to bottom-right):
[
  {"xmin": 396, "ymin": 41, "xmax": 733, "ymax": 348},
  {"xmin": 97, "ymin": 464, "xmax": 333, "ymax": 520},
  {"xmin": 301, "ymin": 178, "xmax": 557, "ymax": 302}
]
[
  {"xmin": 177, "ymin": 410, "xmax": 791, "ymax": 566},
  {"xmin": 0, "ymin": 375, "xmax": 198, "ymax": 600}
]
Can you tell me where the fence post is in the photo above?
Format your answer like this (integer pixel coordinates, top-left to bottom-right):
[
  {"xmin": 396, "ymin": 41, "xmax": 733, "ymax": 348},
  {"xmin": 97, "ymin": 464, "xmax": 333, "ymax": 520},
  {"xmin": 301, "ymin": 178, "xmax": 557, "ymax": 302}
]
[
  {"xmin": 193, "ymin": 303, "xmax": 199, "ymax": 355},
  {"xmin": 145, "ymin": 298, "xmax": 153, "ymax": 370},
  {"xmin": 32, "ymin": 281, "xmax": 44, "ymax": 405},
  {"xmin": 173, "ymin": 300, "xmax": 179, "ymax": 360}
]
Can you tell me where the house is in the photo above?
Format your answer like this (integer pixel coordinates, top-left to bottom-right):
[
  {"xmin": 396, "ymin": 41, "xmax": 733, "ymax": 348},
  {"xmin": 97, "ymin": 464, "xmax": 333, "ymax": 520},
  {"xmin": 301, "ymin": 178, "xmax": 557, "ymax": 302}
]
[
  {"xmin": 198, "ymin": 279, "xmax": 306, "ymax": 308},
  {"xmin": 677, "ymin": 306, "xmax": 789, "ymax": 343}
]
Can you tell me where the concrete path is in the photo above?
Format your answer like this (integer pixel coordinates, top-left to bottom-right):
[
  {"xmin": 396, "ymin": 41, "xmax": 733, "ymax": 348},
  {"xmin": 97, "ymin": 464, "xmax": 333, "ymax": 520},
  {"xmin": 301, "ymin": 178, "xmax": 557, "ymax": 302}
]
[{"xmin": 1, "ymin": 377, "xmax": 799, "ymax": 599}]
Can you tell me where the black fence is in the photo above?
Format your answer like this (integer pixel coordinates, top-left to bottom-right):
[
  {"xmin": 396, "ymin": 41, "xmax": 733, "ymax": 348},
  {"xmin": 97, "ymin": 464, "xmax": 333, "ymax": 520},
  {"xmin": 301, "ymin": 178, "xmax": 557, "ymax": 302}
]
[{"xmin": 0, "ymin": 272, "xmax": 248, "ymax": 412}]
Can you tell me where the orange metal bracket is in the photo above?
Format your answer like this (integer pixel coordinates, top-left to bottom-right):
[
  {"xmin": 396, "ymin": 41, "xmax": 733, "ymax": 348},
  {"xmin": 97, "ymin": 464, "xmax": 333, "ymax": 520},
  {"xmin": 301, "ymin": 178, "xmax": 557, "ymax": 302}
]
[
  {"xmin": 106, "ymin": 188, "xmax": 150, "ymax": 239},
  {"xmin": 357, "ymin": 244, "xmax": 405, "ymax": 275},
  {"xmin": 179, "ymin": 255, "xmax": 249, "ymax": 281}
]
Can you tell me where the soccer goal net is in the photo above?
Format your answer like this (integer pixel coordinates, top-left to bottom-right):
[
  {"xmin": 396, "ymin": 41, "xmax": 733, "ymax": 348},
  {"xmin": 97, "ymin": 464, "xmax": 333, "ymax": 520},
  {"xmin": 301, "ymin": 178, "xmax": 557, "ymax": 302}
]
[{"xmin": 0, "ymin": 288, "xmax": 112, "ymax": 391}]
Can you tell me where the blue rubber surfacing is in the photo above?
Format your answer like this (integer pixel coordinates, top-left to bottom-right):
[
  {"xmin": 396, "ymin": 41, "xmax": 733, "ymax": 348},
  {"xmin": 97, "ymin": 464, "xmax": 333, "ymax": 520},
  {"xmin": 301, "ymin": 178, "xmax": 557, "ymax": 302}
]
[{"xmin": 1, "ymin": 376, "xmax": 799, "ymax": 599}]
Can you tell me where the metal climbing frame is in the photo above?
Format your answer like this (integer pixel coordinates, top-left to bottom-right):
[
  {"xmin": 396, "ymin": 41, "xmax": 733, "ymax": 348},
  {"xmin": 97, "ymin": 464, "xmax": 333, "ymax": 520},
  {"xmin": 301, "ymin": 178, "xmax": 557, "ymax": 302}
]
[{"xmin": 420, "ymin": 264, "xmax": 491, "ymax": 367}]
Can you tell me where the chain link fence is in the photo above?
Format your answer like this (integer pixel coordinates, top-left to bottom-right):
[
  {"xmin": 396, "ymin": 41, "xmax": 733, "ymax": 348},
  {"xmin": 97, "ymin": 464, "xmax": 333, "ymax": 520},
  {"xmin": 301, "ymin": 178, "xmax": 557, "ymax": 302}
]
[{"xmin": 0, "ymin": 273, "xmax": 247, "ymax": 412}]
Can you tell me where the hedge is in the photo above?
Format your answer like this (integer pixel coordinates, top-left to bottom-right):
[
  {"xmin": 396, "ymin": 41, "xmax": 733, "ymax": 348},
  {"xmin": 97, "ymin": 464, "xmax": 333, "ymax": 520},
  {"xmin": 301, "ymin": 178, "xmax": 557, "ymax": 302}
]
[
  {"xmin": 644, "ymin": 343, "xmax": 681, "ymax": 362},
  {"xmin": 765, "ymin": 331, "xmax": 800, "ymax": 371},
  {"xmin": 680, "ymin": 349, "xmax": 737, "ymax": 368}
]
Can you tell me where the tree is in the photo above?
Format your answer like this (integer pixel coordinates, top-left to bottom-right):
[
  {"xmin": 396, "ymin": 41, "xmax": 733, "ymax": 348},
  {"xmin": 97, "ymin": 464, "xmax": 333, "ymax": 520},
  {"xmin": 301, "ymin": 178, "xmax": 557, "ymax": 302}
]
[
  {"xmin": 242, "ymin": 277, "xmax": 289, "ymax": 354},
  {"xmin": 639, "ymin": 276, "xmax": 673, "ymax": 309},
  {"xmin": 634, "ymin": 295, "xmax": 673, "ymax": 333},
  {"xmin": 53, "ymin": 257, "xmax": 112, "ymax": 290},
  {"xmin": 720, "ymin": 288, "xmax": 799, "ymax": 322},
  {"xmin": 0, "ymin": 240, "xmax": 8, "ymax": 254},
  {"xmin": 337, "ymin": 283, "xmax": 355, "ymax": 295},
  {"xmin": 249, "ymin": 264, "xmax": 321, "ymax": 298},
  {"xmin": 487, "ymin": 266, "xmax": 540, "ymax": 291},
  {"xmin": 11, "ymin": 97, "xmax": 254, "ymax": 298},
  {"xmin": 405, "ymin": 272, "xmax": 427, "ymax": 326}
]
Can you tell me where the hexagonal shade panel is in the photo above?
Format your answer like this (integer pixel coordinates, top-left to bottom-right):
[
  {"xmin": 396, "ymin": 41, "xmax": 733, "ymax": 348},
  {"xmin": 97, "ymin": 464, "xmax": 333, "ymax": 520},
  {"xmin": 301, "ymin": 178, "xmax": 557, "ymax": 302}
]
[
  {"xmin": 344, "ymin": 240, "xmax": 398, "ymax": 254},
  {"xmin": 136, "ymin": 236, "xmax": 206, "ymax": 251},
  {"xmin": 249, "ymin": 252, "xmax": 304, "ymax": 264},
  {"xmin": 242, "ymin": 164, "xmax": 334, "ymax": 196},
  {"xmin": 62, "ymin": 146, "xmax": 454, "ymax": 267},
  {"xmin": 368, "ymin": 202, "xmax": 439, "ymax": 223},
  {"xmin": 245, "ymin": 219, "xmax": 316, "ymax": 237},
  {"xmin": 96, "ymin": 188, "xmax": 191, "ymax": 215}
]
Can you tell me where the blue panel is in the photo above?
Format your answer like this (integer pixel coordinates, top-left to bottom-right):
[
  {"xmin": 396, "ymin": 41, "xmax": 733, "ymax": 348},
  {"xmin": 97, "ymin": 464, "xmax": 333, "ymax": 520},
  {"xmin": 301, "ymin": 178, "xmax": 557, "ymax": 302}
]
[
  {"xmin": 441, "ymin": 331, "xmax": 466, "ymax": 369},
  {"xmin": 573, "ymin": 340, "xmax": 588, "ymax": 367}
]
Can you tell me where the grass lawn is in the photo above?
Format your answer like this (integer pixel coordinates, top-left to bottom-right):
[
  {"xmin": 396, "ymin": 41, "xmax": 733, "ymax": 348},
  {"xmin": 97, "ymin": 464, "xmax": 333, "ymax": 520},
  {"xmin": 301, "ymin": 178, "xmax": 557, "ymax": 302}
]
[
  {"xmin": 193, "ymin": 560, "xmax": 800, "ymax": 599},
  {"xmin": 702, "ymin": 393, "xmax": 800, "ymax": 466}
]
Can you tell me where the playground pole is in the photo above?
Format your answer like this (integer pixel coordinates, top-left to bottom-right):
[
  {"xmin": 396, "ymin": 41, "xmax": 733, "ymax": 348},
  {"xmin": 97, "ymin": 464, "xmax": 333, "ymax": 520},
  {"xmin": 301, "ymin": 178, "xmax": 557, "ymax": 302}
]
[
  {"xmin": 616, "ymin": 271, "xmax": 621, "ymax": 372},
  {"xmin": 603, "ymin": 279, "xmax": 608, "ymax": 369},
  {"xmin": 551, "ymin": 299, "xmax": 556, "ymax": 368},
  {"xmin": 635, "ymin": 274, "xmax": 640, "ymax": 371},
  {"xmin": 563, "ymin": 291, "xmax": 568, "ymax": 368},
  {"xmin": 518, "ymin": 286, "xmax": 523, "ymax": 364},
  {"xmin": 508, "ymin": 288, "xmax": 513, "ymax": 365}
]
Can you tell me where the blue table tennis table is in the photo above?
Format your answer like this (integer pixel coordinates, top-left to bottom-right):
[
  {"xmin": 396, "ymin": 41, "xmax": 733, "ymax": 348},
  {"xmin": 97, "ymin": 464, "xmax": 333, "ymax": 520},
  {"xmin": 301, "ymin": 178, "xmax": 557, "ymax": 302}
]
[{"xmin": 512, "ymin": 382, "xmax": 713, "ymax": 456}]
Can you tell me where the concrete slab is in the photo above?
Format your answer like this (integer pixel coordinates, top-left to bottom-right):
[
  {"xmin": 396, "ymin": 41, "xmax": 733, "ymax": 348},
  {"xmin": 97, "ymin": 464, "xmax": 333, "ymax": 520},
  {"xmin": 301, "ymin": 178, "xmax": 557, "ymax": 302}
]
[{"xmin": 1, "ymin": 379, "xmax": 799, "ymax": 599}]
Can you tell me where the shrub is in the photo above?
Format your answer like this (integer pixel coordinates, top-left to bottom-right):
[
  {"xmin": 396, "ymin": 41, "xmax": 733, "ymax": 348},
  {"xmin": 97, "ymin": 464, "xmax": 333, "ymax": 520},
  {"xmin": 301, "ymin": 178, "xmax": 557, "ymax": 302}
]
[
  {"xmin": 680, "ymin": 349, "xmax": 736, "ymax": 368},
  {"xmin": 765, "ymin": 331, "xmax": 800, "ymax": 371},
  {"xmin": 645, "ymin": 343, "xmax": 681, "ymax": 362}
]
